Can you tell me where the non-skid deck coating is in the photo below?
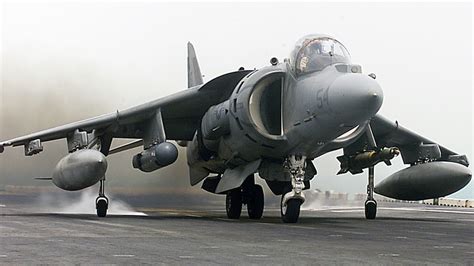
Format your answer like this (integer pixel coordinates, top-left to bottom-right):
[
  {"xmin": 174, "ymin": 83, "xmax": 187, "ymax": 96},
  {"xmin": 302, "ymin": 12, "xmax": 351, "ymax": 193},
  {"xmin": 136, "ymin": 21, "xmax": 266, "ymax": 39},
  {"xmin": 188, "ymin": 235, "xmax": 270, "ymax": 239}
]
[{"xmin": 1, "ymin": 193, "xmax": 473, "ymax": 264}]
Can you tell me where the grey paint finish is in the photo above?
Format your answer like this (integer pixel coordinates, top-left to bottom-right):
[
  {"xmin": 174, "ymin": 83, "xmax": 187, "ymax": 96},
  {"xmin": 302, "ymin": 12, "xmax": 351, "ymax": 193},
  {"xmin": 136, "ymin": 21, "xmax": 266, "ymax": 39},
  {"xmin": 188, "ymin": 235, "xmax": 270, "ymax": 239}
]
[
  {"xmin": 215, "ymin": 159, "xmax": 261, "ymax": 194},
  {"xmin": 187, "ymin": 42, "xmax": 203, "ymax": 88},
  {"xmin": 0, "ymin": 35, "xmax": 471, "ymax": 200},
  {"xmin": 52, "ymin": 149, "xmax": 107, "ymax": 191},
  {"xmin": 374, "ymin": 161, "xmax": 472, "ymax": 200}
]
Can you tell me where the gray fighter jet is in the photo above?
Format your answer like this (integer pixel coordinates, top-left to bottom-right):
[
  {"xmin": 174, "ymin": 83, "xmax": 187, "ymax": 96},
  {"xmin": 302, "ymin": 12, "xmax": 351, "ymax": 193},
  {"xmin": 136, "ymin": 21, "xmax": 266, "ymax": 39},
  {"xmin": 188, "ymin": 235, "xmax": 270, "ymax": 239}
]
[{"xmin": 1, "ymin": 34, "xmax": 471, "ymax": 222}]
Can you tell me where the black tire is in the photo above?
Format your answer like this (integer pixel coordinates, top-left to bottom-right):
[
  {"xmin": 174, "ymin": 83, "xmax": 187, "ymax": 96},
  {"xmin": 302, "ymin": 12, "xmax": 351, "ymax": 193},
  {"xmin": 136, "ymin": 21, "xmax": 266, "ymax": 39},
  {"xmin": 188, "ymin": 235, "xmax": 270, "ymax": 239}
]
[
  {"xmin": 226, "ymin": 189, "xmax": 242, "ymax": 219},
  {"xmin": 365, "ymin": 199, "xmax": 377, "ymax": 219},
  {"xmin": 247, "ymin": 185, "xmax": 264, "ymax": 219},
  {"xmin": 281, "ymin": 198, "xmax": 301, "ymax": 223},
  {"xmin": 96, "ymin": 198, "xmax": 108, "ymax": 218}
]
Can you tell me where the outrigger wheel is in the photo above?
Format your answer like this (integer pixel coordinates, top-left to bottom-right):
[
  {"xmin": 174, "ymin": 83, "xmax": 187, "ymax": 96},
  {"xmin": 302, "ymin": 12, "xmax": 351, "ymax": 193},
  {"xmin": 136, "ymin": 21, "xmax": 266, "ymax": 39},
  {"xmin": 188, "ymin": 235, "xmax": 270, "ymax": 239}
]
[
  {"xmin": 96, "ymin": 196, "xmax": 108, "ymax": 217},
  {"xmin": 96, "ymin": 179, "xmax": 108, "ymax": 217},
  {"xmin": 365, "ymin": 199, "xmax": 377, "ymax": 219}
]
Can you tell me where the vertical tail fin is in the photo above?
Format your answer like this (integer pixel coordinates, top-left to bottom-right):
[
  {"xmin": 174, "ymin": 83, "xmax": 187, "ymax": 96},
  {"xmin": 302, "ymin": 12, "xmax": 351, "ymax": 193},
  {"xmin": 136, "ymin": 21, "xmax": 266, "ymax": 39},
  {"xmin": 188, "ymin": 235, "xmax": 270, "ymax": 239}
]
[{"xmin": 187, "ymin": 42, "xmax": 203, "ymax": 88}]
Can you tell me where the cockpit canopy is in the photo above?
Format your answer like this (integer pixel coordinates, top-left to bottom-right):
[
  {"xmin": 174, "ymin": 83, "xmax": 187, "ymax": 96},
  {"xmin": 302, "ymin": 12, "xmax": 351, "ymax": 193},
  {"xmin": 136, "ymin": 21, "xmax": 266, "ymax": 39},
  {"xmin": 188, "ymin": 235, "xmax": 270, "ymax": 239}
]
[{"xmin": 290, "ymin": 35, "xmax": 351, "ymax": 75}]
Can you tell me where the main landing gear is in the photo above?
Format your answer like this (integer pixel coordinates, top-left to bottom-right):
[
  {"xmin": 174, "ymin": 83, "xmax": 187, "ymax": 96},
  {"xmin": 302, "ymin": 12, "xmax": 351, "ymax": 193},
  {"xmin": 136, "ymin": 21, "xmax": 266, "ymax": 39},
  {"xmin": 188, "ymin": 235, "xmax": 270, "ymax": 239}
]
[
  {"xmin": 226, "ymin": 175, "xmax": 264, "ymax": 220},
  {"xmin": 96, "ymin": 178, "xmax": 108, "ymax": 217},
  {"xmin": 281, "ymin": 155, "xmax": 306, "ymax": 223},
  {"xmin": 365, "ymin": 166, "xmax": 377, "ymax": 219}
]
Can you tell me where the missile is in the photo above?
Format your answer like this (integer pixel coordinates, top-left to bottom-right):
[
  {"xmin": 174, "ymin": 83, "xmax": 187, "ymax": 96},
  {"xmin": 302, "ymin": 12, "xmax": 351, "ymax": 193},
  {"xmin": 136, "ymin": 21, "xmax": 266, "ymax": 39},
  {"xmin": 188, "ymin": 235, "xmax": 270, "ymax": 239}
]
[
  {"xmin": 374, "ymin": 161, "xmax": 472, "ymax": 200},
  {"xmin": 132, "ymin": 142, "xmax": 178, "ymax": 172},
  {"xmin": 337, "ymin": 147, "xmax": 400, "ymax": 174},
  {"xmin": 52, "ymin": 149, "xmax": 107, "ymax": 191}
]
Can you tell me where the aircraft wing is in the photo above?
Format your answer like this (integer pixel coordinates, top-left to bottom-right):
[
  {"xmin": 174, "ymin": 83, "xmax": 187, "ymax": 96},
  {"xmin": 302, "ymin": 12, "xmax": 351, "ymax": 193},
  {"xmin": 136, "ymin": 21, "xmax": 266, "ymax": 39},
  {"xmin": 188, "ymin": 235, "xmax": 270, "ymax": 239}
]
[
  {"xmin": 0, "ymin": 70, "xmax": 251, "ymax": 155},
  {"xmin": 368, "ymin": 114, "xmax": 469, "ymax": 166}
]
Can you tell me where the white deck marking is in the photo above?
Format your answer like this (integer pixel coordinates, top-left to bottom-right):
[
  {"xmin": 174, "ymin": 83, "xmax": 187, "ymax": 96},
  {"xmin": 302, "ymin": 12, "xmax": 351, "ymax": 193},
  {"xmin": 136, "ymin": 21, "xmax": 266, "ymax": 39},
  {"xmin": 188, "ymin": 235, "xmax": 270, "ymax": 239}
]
[
  {"xmin": 178, "ymin": 255, "xmax": 194, "ymax": 259},
  {"xmin": 331, "ymin": 210, "xmax": 362, "ymax": 213},
  {"xmin": 184, "ymin": 213, "xmax": 203, "ymax": 218},
  {"xmin": 456, "ymin": 219, "xmax": 474, "ymax": 222},
  {"xmin": 378, "ymin": 253, "xmax": 400, "ymax": 257},
  {"xmin": 433, "ymin": 246, "xmax": 454, "ymax": 249},
  {"xmin": 81, "ymin": 220, "xmax": 179, "ymax": 236},
  {"xmin": 0, "ymin": 204, "xmax": 6, "ymax": 207},
  {"xmin": 246, "ymin": 254, "xmax": 268, "ymax": 257},
  {"xmin": 289, "ymin": 225, "xmax": 317, "ymax": 230},
  {"xmin": 113, "ymin": 254, "xmax": 135, "ymax": 257},
  {"xmin": 395, "ymin": 236, "xmax": 408, "ymax": 239},
  {"xmin": 216, "ymin": 218, "xmax": 233, "ymax": 222},
  {"xmin": 379, "ymin": 207, "xmax": 474, "ymax": 214}
]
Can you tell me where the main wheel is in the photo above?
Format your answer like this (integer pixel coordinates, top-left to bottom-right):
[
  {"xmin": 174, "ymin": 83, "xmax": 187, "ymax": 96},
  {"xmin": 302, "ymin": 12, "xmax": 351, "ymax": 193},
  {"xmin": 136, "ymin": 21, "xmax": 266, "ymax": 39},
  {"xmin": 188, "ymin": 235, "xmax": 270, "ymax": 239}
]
[
  {"xmin": 247, "ymin": 185, "xmax": 264, "ymax": 219},
  {"xmin": 365, "ymin": 199, "xmax": 377, "ymax": 219},
  {"xmin": 281, "ymin": 198, "xmax": 302, "ymax": 223},
  {"xmin": 226, "ymin": 189, "xmax": 242, "ymax": 219},
  {"xmin": 96, "ymin": 197, "xmax": 108, "ymax": 217}
]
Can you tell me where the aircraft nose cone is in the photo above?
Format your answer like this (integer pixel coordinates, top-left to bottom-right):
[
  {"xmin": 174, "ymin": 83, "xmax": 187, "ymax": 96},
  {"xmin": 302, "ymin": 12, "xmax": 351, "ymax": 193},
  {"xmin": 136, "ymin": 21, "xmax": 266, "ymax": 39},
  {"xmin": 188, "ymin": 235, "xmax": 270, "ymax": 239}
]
[{"xmin": 329, "ymin": 74, "xmax": 383, "ymax": 122}]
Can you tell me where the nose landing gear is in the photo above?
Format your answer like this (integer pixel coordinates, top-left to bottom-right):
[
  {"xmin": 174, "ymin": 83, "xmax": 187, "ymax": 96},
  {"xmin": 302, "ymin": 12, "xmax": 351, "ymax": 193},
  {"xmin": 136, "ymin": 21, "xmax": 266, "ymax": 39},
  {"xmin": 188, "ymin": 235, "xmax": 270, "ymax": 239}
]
[
  {"xmin": 280, "ymin": 155, "xmax": 306, "ymax": 223},
  {"xmin": 96, "ymin": 178, "xmax": 108, "ymax": 217}
]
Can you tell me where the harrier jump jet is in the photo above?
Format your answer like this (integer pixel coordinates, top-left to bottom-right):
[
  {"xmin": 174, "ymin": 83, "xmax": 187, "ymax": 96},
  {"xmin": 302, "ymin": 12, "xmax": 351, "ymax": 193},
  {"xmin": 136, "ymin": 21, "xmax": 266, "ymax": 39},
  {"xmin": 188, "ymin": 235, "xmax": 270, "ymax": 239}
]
[{"xmin": 1, "ymin": 34, "xmax": 471, "ymax": 222}]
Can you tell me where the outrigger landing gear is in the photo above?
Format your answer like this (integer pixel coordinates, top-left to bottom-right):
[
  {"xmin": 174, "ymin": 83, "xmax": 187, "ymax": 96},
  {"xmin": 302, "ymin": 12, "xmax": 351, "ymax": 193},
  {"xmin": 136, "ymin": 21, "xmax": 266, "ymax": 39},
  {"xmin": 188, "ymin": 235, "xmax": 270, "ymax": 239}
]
[
  {"xmin": 364, "ymin": 124, "xmax": 378, "ymax": 220},
  {"xmin": 225, "ymin": 175, "xmax": 264, "ymax": 220},
  {"xmin": 96, "ymin": 178, "xmax": 108, "ymax": 217},
  {"xmin": 365, "ymin": 166, "xmax": 377, "ymax": 219},
  {"xmin": 281, "ymin": 155, "xmax": 306, "ymax": 223}
]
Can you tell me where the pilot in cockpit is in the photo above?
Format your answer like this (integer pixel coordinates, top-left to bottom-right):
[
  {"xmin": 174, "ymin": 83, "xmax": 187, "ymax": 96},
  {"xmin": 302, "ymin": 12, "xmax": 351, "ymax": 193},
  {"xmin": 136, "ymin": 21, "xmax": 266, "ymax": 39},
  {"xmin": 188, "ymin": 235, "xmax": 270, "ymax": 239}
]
[
  {"xmin": 293, "ymin": 36, "xmax": 351, "ymax": 75},
  {"xmin": 299, "ymin": 40, "xmax": 322, "ymax": 72}
]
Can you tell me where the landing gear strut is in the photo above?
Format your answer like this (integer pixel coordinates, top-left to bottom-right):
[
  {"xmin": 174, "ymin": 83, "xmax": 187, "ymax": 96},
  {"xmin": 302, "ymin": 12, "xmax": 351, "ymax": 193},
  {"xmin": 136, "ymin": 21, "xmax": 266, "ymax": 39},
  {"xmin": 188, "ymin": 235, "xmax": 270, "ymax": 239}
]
[
  {"xmin": 364, "ymin": 124, "xmax": 378, "ymax": 219},
  {"xmin": 365, "ymin": 166, "xmax": 377, "ymax": 219},
  {"xmin": 96, "ymin": 178, "xmax": 108, "ymax": 217},
  {"xmin": 225, "ymin": 175, "xmax": 264, "ymax": 220},
  {"xmin": 281, "ymin": 155, "xmax": 306, "ymax": 223}
]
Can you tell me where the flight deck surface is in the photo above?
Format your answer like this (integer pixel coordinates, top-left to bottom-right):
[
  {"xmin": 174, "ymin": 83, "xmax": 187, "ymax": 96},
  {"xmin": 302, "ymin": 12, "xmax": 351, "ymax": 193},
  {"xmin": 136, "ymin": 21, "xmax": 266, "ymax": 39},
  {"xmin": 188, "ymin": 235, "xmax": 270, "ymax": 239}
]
[{"xmin": 1, "ymin": 192, "xmax": 473, "ymax": 264}]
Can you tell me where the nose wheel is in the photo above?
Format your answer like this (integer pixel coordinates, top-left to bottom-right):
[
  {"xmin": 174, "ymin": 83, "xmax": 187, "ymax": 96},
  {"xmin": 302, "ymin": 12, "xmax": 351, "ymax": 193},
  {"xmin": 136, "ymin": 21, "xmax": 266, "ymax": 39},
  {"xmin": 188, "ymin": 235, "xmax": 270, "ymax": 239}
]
[
  {"xmin": 281, "ymin": 197, "xmax": 302, "ymax": 223},
  {"xmin": 95, "ymin": 179, "xmax": 108, "ymax": 217}
]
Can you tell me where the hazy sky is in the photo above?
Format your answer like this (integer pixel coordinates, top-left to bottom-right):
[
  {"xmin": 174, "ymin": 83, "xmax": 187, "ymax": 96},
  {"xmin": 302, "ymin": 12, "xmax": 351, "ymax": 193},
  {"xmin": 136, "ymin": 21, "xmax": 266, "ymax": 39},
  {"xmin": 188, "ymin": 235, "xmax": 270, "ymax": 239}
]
[{"xmin": 1, "ymin": 2, "xmax": 472, "ymax": 198}]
